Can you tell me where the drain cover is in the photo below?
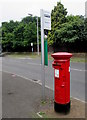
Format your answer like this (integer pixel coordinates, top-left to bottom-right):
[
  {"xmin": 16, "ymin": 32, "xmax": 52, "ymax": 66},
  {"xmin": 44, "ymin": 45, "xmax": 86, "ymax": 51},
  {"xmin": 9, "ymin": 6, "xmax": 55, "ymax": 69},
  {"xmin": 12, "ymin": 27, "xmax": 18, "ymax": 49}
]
[
  {"xmin": 31, "ymin": 79, "xmax": 38, "ymax": 82},
  {"xmin": 7, "ymin": 92, "xmax": 14, "ymax": 95}
]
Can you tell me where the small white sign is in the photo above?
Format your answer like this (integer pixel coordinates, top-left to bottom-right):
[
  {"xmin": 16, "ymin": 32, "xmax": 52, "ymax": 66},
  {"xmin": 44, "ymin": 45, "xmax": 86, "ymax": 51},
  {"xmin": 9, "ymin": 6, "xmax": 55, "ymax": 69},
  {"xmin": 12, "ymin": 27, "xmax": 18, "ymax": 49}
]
[
  {"xmin": 69, "ymin": 66, "xmax": 70, "ymax": 72},
  {"xmin": 31, "ymin": 43, "xmax": 33, "ymax": 46},
  {"xmin": 55, "ymin": 69, "xmax": 59, "ymax": 78}
]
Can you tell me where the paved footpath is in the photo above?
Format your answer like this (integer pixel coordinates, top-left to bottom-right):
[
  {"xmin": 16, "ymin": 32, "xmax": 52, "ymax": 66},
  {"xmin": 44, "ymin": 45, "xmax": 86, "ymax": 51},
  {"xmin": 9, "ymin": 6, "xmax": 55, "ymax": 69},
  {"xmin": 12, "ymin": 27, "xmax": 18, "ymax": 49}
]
[
  {"xmin": 2, "ymin": 72, "xmax": 53, "ymax": 118},
  {"xmin": 2, "ymin": 72, "xmax": 85, "ymax": 118}
]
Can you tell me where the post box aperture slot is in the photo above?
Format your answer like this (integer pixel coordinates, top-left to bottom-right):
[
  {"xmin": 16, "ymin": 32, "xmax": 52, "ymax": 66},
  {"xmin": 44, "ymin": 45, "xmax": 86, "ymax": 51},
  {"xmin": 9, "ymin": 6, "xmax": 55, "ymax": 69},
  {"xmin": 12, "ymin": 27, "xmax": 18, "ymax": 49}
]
[{"xmin": 53, "ymin": 62, "xmax": 62, "ymax": 66}]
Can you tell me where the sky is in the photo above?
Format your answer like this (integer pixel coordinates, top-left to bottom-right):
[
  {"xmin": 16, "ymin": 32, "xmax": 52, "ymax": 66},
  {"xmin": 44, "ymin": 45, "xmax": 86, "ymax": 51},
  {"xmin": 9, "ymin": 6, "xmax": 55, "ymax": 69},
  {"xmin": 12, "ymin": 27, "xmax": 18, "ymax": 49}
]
[{"xmin": 0, "ymin": 0, "xmax": 86, "ymax": 26}]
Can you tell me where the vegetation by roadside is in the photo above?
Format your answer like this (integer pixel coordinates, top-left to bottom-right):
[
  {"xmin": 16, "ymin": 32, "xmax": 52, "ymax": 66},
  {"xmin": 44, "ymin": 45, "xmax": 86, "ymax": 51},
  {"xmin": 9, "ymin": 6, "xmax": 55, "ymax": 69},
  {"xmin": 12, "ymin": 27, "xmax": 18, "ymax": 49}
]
[
  {"xmin": 71, "ymin": 57, "xmax": 85, "ymax": 63},
  {"xmin": 71, "ymin": 53, "xmax": 86, "ymax": 63},
  {"xmin": 5, "ymin": 52, "xmax": 86, "ymax": 63},
  {"xmin": 6, "ymin": 52, "xmax": 41, "ymax": 58}
]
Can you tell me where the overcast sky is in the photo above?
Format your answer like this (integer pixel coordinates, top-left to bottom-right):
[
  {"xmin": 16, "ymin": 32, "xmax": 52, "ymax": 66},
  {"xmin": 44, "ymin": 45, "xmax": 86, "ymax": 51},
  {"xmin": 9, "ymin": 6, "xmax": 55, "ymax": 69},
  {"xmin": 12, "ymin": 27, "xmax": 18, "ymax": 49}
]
[{"xmin": 0, "ymin": 0, "xmax": 86, "ymax": 26}]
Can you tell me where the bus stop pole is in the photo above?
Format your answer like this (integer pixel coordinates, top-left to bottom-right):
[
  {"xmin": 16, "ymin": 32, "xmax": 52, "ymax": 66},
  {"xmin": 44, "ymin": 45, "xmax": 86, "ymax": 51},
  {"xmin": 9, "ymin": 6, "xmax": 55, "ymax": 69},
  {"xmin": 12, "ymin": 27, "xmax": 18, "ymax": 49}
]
[{"xmin": 40, "ymin": 9, "xmax": 45, "ymax": 100}]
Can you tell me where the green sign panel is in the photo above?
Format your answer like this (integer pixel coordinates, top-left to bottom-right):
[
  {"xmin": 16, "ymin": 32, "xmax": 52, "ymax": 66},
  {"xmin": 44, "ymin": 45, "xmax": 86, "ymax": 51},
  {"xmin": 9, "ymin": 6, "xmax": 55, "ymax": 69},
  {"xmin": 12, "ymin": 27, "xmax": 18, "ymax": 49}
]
[{"xmin": 44, "ymin": 39, "xmax": 48, "ymax": 66}]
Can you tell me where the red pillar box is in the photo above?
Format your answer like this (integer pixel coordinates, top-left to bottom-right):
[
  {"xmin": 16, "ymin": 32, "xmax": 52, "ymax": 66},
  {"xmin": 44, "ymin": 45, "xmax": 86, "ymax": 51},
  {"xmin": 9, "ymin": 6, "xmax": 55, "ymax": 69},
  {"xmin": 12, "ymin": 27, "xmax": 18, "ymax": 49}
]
[{"xmin": 51, "ymin": 52, "xmax": 72, "ymax": 114}]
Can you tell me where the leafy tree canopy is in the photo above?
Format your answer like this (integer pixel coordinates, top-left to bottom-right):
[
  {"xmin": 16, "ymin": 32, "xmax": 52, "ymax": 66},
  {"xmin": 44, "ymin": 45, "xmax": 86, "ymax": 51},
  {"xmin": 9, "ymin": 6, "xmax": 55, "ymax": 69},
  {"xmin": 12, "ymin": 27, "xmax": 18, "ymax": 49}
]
[{"xmin": 48, "ymin": 2, "xmax": 86, "ymax": 49}]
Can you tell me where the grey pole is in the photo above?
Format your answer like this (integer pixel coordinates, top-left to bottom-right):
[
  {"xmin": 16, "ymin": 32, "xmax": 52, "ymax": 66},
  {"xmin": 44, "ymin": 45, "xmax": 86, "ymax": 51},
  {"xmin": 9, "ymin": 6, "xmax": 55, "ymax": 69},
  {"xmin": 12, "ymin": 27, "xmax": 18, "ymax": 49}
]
[
  {"xmin": 37, "ymin": 17, "xmax": 39, "ymax": 55},
  {"xmin": 40, "ymin": 9, "xmax": 45, "ymax": 100}
]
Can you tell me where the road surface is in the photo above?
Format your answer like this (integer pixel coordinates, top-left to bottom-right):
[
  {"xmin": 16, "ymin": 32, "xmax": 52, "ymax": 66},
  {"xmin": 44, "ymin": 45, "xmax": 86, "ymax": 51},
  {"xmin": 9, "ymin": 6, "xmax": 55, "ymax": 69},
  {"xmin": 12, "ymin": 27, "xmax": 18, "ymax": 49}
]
[{"xmin": 1, "ymin": 57, "xmax": 86, "ymax": 102}]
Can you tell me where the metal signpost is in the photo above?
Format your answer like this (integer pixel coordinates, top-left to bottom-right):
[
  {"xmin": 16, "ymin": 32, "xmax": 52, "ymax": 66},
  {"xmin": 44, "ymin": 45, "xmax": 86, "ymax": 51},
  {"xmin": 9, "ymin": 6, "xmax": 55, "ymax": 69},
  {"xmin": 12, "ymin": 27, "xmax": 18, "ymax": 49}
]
[
  {"xmin": 28, "ymin": 13, "xmax": 39, "ymax": 55},
  {"xmin": 40, "ymin": 9, "xmax": 51, "ymax": 100}
]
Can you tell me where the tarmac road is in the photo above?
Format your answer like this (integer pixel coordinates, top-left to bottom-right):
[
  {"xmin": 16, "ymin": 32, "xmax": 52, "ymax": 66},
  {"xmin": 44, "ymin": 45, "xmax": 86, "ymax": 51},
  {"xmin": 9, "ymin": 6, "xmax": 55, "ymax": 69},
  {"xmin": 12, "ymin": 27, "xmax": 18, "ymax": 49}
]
[{"xmin": 2, "ymin": 57, "xmax": 86, "ymax": 102}]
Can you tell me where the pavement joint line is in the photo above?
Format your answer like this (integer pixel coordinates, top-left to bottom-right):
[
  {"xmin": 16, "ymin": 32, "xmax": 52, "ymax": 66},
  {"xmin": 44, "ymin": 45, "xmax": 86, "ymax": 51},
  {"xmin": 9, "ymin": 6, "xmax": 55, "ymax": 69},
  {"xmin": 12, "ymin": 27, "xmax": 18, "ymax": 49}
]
[{"xmin": 2, "ymin": 70, "xmax": 86, "ymax": 103}]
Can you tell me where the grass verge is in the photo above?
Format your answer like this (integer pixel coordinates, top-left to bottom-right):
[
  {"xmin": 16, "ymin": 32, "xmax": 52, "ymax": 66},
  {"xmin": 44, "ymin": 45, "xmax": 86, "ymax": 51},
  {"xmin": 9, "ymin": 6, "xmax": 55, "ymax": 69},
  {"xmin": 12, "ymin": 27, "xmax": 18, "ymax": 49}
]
[
  {"xmin": 7, "ymin": 52, "xmax": 41, "ymax": 59},
  {"xmin": 6, "ymin": 52, "xmax": 86, "ymax": 63}
]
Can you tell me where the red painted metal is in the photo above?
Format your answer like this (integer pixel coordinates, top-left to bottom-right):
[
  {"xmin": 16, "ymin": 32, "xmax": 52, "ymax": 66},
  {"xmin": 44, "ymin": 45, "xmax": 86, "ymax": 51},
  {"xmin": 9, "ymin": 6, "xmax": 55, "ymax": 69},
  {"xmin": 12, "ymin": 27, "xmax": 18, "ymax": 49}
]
[{"xmin": 51, "ymin": 52, "xmax": 72, "ymax": 104}]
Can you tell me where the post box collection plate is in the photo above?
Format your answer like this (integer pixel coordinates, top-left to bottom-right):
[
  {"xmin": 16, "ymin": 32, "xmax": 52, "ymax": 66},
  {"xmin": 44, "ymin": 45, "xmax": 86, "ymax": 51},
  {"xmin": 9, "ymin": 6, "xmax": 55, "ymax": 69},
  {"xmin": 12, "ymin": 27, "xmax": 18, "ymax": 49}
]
[
  {"xmin": 55, "ymin": 69, "xmax": 59, "ymax": 78},
  {"xmin": 69, "ymin": 66, "xmax": 70, "ymax": 72}
]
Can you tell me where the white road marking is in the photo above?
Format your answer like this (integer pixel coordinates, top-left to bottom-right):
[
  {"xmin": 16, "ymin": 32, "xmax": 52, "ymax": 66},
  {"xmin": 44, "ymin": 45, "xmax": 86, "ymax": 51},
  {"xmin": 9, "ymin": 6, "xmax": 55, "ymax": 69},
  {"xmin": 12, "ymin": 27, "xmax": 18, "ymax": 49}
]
[
  {"xmin": 38, "ymin": 82, "xmax": 86, "ymax": 103},
  {"xmin": 27, "ymin": 63, "xmax": 41, "ymax": 66},
  {"xmin": 72, "ymin": 97, "xmax": 86, "ymax": 103},
  {"xmin": 27, "ymin": 62, "xmax": 86, "ymax": 72},
  {"xmin": 18, "ymin": 58, "xmax": 32, "ymax": 60},
  {"xmin": 71, "ymin": 68, "xmax": 86, "ymax": 72}
]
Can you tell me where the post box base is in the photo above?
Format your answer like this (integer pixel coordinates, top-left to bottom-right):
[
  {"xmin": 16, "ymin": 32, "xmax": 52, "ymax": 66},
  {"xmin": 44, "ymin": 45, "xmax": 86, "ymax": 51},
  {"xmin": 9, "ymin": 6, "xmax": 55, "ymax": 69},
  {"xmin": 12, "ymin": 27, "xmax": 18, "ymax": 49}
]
[{"xmin": 54, "ymin": 102, "xmax": 70, "ymax": 114}]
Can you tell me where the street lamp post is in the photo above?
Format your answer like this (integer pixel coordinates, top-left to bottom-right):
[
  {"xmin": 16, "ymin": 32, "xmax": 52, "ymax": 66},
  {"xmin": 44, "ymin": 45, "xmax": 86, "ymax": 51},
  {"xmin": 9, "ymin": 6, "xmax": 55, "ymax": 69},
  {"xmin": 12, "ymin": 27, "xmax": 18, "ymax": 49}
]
[
  {"xmin": 28, "ymin": 13, "xmax": 39, "ymax": 55},
  {"xmin": 28, "ymin": 13, "xmax": 33, "ymax": 22},
  {"xmin": 37, "ymin": 17, "xmax": 39, "ymax": 55},
  {"xmin": 28, "ymin": 13, "xmax": 32, "ymax": 16}
]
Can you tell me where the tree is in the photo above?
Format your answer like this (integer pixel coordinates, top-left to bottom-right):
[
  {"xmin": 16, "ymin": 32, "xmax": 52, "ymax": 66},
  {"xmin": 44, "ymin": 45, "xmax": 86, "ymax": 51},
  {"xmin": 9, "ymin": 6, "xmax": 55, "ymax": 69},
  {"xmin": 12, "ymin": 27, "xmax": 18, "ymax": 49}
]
[
  {"xmin": 22, "ymin": 16, "xmax": 33, "ymax": 24},
  {"xmin": 84, "ymin": 18, "xmax": 87, "ymax": 41},
  {"xmin": 2, "ymin": 21, "xmax": 19, "ymax": 51},
  {"xmin": 2, "ymin": 33, "xmax": 14, "ymax": 51},
  {"xmin": 23, "ymin": 22, "xmax": 37, "ymax": 46},
  {"xmin": 48, "ymin": 2, "xmax": 67, "ymax": 46},
  {"xmin": 0, "ymin": 27, "xmax": 2, "ymax": 53},
  {"xmin": 13, "ymin": 23, "xmax": 25, "ymax": 51},
  {"xmin": 55, "ymin": 15, "xmax": 84, "ymax": 43},
  {"xmin": 48, "ymin": 2, "xmax": 86, "ymax": 52}
]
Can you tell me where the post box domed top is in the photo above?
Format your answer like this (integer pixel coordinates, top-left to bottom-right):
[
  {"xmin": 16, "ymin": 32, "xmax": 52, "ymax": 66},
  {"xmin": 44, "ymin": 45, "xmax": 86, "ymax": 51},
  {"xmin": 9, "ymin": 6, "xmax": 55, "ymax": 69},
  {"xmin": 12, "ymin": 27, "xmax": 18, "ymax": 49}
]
[{"xmin": 51, "ymin": 52, "xmax": 72, "ymax": 60}]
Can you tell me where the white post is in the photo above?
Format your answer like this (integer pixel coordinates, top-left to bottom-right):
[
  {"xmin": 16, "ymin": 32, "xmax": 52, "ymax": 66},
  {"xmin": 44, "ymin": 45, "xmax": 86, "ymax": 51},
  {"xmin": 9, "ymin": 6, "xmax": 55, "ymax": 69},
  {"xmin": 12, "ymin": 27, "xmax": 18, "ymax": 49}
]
[
  {"xmin": 31, "ymin": 43, "xmax": 33, "ymax": 53},
  {"xmin": 37, "ymin": 17, "xmax": 39, "ymax": 55},
  {"xmin": 32, "ymin": 47, "xmax": 33, "ymax": 52},
  {"xmin": 40, "ymin": 9, "xmax": 45, "ymax": 100}
]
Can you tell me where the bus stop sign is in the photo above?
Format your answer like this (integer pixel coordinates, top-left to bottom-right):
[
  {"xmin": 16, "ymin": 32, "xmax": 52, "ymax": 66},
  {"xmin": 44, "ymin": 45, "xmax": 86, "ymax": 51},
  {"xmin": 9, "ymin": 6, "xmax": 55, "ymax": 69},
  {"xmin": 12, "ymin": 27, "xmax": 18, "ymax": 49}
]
[{"xmin": 43, "ymin": 10, "xmax": 51, "ymax": 30}]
